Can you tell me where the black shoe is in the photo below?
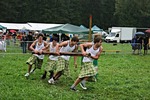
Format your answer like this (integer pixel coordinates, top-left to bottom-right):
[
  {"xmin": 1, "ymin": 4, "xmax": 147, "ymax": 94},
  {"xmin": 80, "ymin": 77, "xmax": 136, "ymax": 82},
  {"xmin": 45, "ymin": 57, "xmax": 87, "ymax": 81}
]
[
  {"xmin": 41, "ymin": 75, "xmax": 46, "ymax": 79},
  {"xmin": 70, "ymin": 87, "xmax": 78, "ymax": 91}
]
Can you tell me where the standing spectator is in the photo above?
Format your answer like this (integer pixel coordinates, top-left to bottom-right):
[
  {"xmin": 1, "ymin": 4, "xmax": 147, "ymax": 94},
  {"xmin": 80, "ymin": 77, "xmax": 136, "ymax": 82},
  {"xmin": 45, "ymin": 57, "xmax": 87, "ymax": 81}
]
[
  {"xmin": 27, "ymin": 31, "xmax": 34, "ymax": 51},
  {"xmin": 49, "ymin": 35, "xmax": 53, "ymax": 42},
  {"xmin": 43, "ymin": 33, "xmax": 47, "ymax": 41},
  {"xmin": 21, "ymin": 33, "xmax": 28, "ymax": 53},
  {"xmin": 12, "ymin": 32, "xmax": 17, "ymax": 44},
  {"xmin": 131, "ymin": 36, "xmax": 137, "ymax": 54},
  {"xmin": 143, "ymin": 34, "xmax": 149, "ymax": 55},
  {"xmin": 6, "ymin": 31, "xmax": 11, "ymax": 45},
  {"xmin": 137, "ymin": 36, "xmax": 143, "ymax": 54}
]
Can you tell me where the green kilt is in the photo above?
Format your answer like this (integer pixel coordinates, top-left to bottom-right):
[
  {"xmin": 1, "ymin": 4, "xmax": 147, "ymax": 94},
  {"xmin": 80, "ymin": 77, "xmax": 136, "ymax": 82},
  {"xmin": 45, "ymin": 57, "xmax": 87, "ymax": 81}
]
[
  {"xmin": 45, "ymin": 59, "xmax": 57, "ymax": 72},
  {"xmin": 56, "ymin": 57, "xmax": 69, "ymax": 75},
  {"xmin": 26, "ymin": 55, "xmax": 43, "ymax": 69},
  {"xmin": 79, "ymin": 62, "xmax": 96, "ymax": 78}
]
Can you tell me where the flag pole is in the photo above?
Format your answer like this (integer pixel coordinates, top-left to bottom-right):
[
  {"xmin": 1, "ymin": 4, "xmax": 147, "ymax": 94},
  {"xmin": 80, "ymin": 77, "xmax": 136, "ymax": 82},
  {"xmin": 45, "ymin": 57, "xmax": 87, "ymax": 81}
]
[{"xmin": 89, "ymin": 15, "xmax": 92, "ymax": 42}]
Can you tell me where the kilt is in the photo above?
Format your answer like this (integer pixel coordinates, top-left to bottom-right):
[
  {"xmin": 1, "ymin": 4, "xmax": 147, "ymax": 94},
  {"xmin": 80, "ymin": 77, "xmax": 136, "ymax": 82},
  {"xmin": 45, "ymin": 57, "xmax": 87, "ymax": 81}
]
[
  {"xmin": 45, "ymin": 59, "xmax": 57, "ymax": 72},
  {"xmin": 79, "ymin": 62, "xmax": 96, "ymax": 78},
  {"xmin": 26, "ymin": 55, "xmax": 43, "ymax": 69},
  {"xmin": 56, "ymin": 57, "xmax": 69, "ymax": 75}
]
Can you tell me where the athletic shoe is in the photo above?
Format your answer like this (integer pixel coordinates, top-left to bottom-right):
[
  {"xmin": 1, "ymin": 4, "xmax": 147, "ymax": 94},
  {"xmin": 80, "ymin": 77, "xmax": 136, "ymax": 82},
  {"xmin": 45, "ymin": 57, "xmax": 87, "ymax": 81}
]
[
  {"xmin": 48, "ymin": 78, "xmax": 55, "ymax": 84},
  {"xmin": 24, "ymin": 73, "xmax": 30, "ymax": 77},
  {"xmin": 70, "ymin": 87, "xmax": 78, "ymax": 91},
  {"xmin": 80, "ymin": 83, "xmax": 87, "ymax": 90},
  {"xmin": 50, "ymin": 78, "xmax": 55, "ymax": 84}
]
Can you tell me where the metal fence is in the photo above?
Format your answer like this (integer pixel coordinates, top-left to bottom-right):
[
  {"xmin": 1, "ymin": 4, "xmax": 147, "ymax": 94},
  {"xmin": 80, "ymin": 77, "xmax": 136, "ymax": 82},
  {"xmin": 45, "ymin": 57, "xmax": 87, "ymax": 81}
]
[{"xmin": 0, "ymin": 40, "xmax": 149, "ymax": 55}]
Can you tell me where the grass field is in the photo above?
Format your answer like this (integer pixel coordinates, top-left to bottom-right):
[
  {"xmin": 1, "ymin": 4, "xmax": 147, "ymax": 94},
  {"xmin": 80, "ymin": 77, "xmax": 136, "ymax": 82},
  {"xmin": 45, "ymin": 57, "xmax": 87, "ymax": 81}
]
[{"xmin": 0, "ymin": 43, "xmax": 150, "ymax": 100}]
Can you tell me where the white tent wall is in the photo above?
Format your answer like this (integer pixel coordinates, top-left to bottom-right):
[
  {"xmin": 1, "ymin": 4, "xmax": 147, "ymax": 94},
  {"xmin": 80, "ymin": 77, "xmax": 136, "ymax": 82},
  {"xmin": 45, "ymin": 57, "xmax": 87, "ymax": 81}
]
[
  {"xmin": 0, "ymin": 22, "xmax": 63, "ymax": 31},
  {"xmin": 0, "ymin": 23, "xmax": 31, "ymax": 30},
  {"xmin": 27, "ymin": 23, "xmax": 63, "ymax": 31}
]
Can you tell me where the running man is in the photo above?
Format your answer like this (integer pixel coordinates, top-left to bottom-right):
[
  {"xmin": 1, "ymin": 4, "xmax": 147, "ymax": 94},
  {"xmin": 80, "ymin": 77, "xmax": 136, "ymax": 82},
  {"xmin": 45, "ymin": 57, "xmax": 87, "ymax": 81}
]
[
  {"xmin": 41, "ymin": 37, "xmax": 59, "ymax": 84},
  {"xmin": 24, "ymin": 33, "xmax": 47, "ymax": 77},
  {"xmin": 70, "ymin": 36, "xmax": 103, "ymax": 91},
  {"xmin": 53, "ymin": 36, "xmax": 79, "ymax": 82}
]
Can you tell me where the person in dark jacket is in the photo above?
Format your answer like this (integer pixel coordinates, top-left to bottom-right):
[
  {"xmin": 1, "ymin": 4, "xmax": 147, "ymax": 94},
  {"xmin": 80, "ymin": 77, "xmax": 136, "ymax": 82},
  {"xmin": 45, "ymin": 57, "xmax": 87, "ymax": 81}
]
[
  {"xmin": 136, "ymin": 36, "xmax": 143, "ymax": 54},
  {"xmin": 27, "ymin": 32, "xmax": 34, "ymax": 51},
  {"xmin": 131, "ymin": 36, "xmax": 137, "ymax": 54},
  {"xmin": 21, "ymin": 33, "xmax": 28, "ymax": 53},
  {"xmin": 143, "ymin": 34, "xmax": 149, "ymax": 55}
]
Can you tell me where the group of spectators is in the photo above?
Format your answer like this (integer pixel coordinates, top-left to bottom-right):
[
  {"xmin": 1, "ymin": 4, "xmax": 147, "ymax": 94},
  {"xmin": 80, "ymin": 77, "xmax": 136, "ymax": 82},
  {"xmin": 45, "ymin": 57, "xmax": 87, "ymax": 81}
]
[
  {"xmin": 131, "ymin": 34, "xmax": 149, "ymax": 55},
  {"xmin": 0, "ymin": 30, "xmax": 72, "ymax": 53},
  {"xmin": 0, "ymin": 30, "xmax": 45, "ymax": 53}
]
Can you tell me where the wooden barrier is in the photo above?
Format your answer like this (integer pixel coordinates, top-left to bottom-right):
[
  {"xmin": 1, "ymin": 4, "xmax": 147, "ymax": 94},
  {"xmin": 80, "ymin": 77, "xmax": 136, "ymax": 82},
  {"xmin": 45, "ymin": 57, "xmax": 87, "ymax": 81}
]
[{"xmin": 102, "ymin": 50, "xmax": 121, "ymax": 54}]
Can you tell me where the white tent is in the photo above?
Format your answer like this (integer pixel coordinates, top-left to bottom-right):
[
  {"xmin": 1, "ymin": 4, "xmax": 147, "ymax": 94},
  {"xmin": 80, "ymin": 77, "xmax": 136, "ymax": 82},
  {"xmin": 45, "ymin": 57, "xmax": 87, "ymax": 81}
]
[
  {"xmin": 0, "ymin": 22, "xmax": 63, "ymax": 31},
  {"xmin": 0, "ymin": 22, "xmax": 31, "ymax": 30},
  {"xmin": 27, "ymin": 23, "xmax": 63, "ymax": 31}
]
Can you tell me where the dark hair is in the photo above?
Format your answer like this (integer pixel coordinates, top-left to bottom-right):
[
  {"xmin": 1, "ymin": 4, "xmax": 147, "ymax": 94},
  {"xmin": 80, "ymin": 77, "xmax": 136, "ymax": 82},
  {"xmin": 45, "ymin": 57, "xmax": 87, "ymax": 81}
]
[
  {"xmin": 37, "ymin": 34, "xmax": 44, "ymax": 38},
  {"xmin": 94, "ymin": 36, "xmax": 102, "ymax": 43},
  {"xmin": 71, "ymin": 36, "xmax": 79, "ymax": 42},
  {"xmin": 52, "ymin": 36, "xmax": 58, "ymax": 42}
]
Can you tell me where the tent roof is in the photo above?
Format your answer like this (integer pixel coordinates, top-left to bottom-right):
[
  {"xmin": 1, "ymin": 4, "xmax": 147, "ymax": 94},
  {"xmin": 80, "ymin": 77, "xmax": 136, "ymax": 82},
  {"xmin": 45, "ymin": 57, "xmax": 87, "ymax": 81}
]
[
  {"xmin": 0, "ymin": 25, "xmax": 7, "ymax": 29},
  {"xmin": 27, "ymin": 23, "xmax": 63, "ymax": 31},
  {"xmin": 0, "ymin": 22, "xmax": 31, "ymax": 30},
  {"xmin": 80, "ymin": 25, "xmax": 88, "ymax": 29},
  {"xmin": 0, "ymin": 22, "xmax": 63, "ymax": 30},
  {"xmin": 92, "ymin": 25, "xmax": 103, "ymax": 32},
  {"xmin": 0, "ymin": 23, "xmax": 30, "ymax": 30},
  {"xmin": 42, "ymin": 23, "xmax": 89, "ymax": 34}
]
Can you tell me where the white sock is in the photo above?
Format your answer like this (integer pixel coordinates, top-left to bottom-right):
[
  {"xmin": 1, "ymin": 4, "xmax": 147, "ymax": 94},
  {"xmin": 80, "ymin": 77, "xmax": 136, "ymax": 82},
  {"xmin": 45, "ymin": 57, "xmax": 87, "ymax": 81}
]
[{"xmin": 71, "ymin": 84, "xmax": 75, "ymax": 88}]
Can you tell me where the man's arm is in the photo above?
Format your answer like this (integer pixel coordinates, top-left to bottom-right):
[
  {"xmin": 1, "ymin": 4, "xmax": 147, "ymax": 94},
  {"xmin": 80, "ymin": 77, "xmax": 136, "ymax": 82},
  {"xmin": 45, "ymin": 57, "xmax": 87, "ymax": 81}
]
[
  {"xmin": 55, "ymin": 41, "xmax": 68, "ymax": 55},
  {"xmin": 80, "ymin": 42, "xmax": 92, "ymax": 56},
  {"xmin": 30, "ymin": 41, "xmax": 36, "ymax": 51}
]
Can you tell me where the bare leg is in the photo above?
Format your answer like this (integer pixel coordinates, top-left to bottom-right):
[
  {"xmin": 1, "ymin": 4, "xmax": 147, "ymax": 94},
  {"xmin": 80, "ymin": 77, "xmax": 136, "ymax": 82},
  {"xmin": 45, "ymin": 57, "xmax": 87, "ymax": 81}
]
[
  {"xmin": 28, "ymin": 65, "xmax": 32, "ymax": 73},
  {"xmin": 54, "ymin": 71, "xmax": 63, "ymax": 80},
  {"xmin": 71, "ymin": 78, "xmax": 83, "ymax": 88},
  {"xmin": 25, "ymin": 65, "xmax": 32, "ymax": 77}
]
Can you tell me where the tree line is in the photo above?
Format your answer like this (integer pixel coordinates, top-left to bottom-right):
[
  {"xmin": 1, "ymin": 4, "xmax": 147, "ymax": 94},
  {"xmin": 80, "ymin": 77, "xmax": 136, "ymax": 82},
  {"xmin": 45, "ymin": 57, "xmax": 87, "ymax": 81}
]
[{"xmin": 0, "ymin": 0, "xmax": 150, "ymax": 30}]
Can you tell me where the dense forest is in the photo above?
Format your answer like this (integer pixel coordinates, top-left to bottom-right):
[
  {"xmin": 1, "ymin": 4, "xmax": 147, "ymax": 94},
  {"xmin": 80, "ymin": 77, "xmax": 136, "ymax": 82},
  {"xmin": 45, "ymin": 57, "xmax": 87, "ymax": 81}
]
[{"xmin": 0, "ymin": 0, "xmax": 150, "ymax": 30}]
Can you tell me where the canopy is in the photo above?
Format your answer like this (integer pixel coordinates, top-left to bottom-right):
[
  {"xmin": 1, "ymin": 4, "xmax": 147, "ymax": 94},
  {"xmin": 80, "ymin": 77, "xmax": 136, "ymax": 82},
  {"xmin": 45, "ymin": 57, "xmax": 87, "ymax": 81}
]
[
  {"xmin": 42, "ymin": 23, "xmax": 89, "ymax": 34},
  {"xmin": 27, "ymin": 23, "xmax": 63, "ymax": 31},
  {"xmin": 0, "ymin": 25, "xmax": 7, "ymax": 29},
  {"xmin": 92, "ymin": 25, "xmax": 103, "ymax": 33},
  {"xmin": 0, "ymin": 23, "xmax": 30, "ymax": 30},
  {"xmin": 80, "ymin": 25, "xmax": 88, "ymax": 29}
]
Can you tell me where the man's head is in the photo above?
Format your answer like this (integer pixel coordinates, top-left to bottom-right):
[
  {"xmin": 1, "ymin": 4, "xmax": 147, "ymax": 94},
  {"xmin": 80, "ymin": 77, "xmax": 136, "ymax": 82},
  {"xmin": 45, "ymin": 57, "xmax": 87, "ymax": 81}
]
[
  {"xmin": 37, "ymin": 33, "xmax": 44, "ymax": 41},
  {"xmin": 52, "ymin": 36, "xmax": 58, "ymax": 45},
  {"xmin": 94, "ymin": 36, "xmax": 102, "ymax": 47},
  {"xmin": 71, "ymin": 36, "xmax": 79, "ymax": 45}
]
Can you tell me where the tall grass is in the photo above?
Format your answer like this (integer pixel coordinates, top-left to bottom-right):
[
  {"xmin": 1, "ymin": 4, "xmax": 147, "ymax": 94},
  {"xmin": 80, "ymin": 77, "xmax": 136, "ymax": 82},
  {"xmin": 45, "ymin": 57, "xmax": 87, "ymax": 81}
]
[{"xmin": 0, "ymin": 43, "xmax": 150, "ymax": 100}]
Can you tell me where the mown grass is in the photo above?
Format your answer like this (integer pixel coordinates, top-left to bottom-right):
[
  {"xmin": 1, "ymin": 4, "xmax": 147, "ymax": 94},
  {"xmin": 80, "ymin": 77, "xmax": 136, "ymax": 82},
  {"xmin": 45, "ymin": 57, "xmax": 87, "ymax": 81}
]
[{"xmin": 0, "ymin": 43, "xmax": 150, "ymax": 100}]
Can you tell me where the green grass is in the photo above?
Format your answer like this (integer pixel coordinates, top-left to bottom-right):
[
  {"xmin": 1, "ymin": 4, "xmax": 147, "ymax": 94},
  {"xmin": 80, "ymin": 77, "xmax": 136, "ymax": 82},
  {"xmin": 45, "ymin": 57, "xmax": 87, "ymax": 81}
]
[{"xmin": 0, "ymin": 43, "xmax": 150, "ymax": 100}]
